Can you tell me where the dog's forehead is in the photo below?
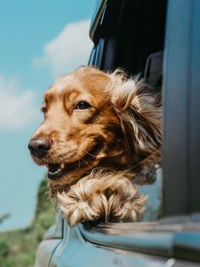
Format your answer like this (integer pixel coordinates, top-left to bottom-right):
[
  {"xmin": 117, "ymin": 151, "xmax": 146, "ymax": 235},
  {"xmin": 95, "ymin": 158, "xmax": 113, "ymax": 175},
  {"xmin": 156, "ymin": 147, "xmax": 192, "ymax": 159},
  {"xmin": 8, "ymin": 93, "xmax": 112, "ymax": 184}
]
[
  {"xmin": 45, "ymin": 68, "xmax": 112, "ymax": 102},
  {"xmin": 52, "ymin": 73, "xmax": 78, "ymax": 92}
]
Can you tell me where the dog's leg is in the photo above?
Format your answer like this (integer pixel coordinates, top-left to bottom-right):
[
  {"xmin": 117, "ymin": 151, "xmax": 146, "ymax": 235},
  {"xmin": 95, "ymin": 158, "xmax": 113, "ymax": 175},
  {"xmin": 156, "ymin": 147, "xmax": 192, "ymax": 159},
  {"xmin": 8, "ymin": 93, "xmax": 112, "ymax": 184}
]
[{"xmin": 56, "ymin": 172, "xmax": 147, "ymax": 227}]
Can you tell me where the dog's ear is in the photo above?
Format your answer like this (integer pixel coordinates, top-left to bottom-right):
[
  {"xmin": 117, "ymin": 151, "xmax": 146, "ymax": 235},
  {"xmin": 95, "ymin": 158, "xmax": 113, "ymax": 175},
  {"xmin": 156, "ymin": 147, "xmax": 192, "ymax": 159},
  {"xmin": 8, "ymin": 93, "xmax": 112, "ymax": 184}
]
[{"xmin": 111, "ymin": 72, "xmax": 162, "ymax": 159}]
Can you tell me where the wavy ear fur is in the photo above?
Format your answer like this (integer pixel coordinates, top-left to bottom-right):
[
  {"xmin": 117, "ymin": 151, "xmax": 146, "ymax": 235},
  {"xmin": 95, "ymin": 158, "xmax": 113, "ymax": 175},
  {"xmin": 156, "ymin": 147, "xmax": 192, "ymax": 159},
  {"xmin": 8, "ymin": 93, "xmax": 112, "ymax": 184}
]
[{"xmin": 110, "ymin": 70, "xmax": 162, "ymax": 162}]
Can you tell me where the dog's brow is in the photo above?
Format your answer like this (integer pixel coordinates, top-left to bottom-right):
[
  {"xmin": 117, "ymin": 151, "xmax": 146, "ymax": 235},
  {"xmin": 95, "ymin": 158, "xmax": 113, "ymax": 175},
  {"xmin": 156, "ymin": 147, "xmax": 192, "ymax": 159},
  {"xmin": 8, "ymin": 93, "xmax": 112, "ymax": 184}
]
[
  {"xmin": 41, "ymin": 101, "xmax": 46, "ymax": 106},
  {"xmin": 65, "ymin": 89, "xmax": 80, "ymax": 102},
  {"xmin": 44, "ymin": 92, "xmax": 55, "ymax": 104}
]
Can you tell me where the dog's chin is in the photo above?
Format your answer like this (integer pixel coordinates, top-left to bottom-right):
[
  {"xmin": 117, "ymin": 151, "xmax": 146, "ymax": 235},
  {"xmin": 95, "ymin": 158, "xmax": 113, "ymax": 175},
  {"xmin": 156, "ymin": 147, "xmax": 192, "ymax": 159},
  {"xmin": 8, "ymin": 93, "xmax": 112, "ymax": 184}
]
[{"xmin": 46, "ymin": 143, "xmax": 103, "ymax": 181}]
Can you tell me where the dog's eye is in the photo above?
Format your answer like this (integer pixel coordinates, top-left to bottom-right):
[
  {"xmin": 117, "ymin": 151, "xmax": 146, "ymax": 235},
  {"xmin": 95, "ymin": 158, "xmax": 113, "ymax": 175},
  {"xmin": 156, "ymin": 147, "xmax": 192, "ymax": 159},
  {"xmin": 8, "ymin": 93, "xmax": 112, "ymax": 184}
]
[
  {"xmin": 75, "ymin": 101, "xmax": 91, "ymax": 110},
  {"xmin": 41, "ymin": 106, "xmax": 47, "ymax": 115}
]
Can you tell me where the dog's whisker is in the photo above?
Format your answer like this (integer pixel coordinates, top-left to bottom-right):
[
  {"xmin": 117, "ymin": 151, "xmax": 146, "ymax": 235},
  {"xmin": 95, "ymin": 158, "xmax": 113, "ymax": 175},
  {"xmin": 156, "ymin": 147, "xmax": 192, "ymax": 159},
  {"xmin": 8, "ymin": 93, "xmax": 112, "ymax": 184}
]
[
  {"xmin": 75, "ymin": 156, "xmax": 81, "ymax": 170},
  {"xmin": 82, "ymin": 150, "xmax": 97, "ymax": 158},
  {"xmin": 80, "ymin": 157, "xmax": 91, "ymax": 168}
]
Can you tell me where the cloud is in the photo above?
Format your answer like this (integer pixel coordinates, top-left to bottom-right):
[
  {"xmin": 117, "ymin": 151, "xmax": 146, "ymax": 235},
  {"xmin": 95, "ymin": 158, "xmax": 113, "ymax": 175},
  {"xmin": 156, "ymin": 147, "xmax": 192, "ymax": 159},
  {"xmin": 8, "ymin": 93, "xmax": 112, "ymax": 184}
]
[
  {"xmin": 32, "ymin": 19, "xmax": 93, "ymax": 78},
  {"xmin": 0, "ymin": 75, "xmax": 39, "ymax": 130}
]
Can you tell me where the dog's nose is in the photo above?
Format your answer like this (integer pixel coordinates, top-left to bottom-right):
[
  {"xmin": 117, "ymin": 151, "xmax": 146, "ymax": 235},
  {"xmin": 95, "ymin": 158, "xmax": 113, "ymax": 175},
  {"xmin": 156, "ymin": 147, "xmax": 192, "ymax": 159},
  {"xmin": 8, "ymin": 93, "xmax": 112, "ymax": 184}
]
[{"xmin": 28, "ymin": 138, "xmax": 51, "ymax": 158}]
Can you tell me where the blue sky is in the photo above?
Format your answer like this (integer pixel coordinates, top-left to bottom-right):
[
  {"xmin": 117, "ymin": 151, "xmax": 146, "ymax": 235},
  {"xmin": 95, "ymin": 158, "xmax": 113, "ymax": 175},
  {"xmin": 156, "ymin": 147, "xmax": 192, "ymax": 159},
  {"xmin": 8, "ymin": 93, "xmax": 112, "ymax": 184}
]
[{"xmin": 0, "ymin": 0, "xmax": 94, "ymax": 230}]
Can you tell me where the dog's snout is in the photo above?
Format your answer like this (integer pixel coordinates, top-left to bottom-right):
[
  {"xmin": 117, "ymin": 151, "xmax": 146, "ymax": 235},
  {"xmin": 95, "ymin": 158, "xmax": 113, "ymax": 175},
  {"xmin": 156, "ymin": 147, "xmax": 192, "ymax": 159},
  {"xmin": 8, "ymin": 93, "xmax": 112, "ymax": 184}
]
[{"xmin": 28, "ymin": 138, "xmax": 51, "ymax": 158}]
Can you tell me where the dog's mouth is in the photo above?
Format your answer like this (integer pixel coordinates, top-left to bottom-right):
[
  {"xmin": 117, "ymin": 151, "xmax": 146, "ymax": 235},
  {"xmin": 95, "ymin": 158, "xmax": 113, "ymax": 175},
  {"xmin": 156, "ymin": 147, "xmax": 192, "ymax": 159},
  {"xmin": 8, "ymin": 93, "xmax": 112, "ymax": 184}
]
[
  {"xmin": 47, "ymin": 162, "xmax": 77, "ymax": 179},
  {"xmin": 46, "ymin": 143, "xmax": 102, "ymax": 180}
]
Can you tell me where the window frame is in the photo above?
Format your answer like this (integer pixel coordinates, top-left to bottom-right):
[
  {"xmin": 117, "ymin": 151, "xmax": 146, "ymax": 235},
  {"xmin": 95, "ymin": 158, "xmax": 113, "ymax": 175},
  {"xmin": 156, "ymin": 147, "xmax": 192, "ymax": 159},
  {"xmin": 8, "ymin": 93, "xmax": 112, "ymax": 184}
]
[{"xmin": 162, "ymin": 0, "xmax": 200, "ymax": 216}]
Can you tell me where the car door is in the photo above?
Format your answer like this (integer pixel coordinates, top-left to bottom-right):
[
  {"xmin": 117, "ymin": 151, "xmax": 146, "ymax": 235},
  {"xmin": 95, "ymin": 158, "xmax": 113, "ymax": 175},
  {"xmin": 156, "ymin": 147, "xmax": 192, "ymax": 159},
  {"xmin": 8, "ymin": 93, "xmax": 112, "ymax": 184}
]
[{"xmin": 37, "ymin": 0, "xmax": 200, "ymax": 266}]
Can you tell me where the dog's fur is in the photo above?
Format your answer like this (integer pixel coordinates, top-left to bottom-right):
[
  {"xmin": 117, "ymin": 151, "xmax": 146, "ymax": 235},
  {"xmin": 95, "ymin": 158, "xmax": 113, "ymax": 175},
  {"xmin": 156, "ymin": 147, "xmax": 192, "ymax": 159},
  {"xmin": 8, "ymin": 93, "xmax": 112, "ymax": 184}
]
[{"xmin": 29, "ymin": 66, "xmax": 162, "ymax": 227}]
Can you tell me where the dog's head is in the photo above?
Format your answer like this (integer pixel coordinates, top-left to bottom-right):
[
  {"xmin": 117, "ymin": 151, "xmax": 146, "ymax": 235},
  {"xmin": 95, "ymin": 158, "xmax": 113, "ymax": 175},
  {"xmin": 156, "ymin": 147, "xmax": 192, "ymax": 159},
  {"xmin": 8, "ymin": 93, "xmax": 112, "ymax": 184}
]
[{"xmin": 28, "ymin": 66, "xmax": 161, "ymax": 186}]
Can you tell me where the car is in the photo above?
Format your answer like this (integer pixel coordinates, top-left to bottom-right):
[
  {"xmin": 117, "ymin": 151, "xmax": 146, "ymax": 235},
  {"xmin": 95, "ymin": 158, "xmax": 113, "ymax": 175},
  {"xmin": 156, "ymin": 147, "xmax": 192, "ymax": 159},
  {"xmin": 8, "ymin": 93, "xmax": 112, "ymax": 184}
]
[{"xmin": 35, "ymin": 0, "xmax": 200, "ymax": 266}]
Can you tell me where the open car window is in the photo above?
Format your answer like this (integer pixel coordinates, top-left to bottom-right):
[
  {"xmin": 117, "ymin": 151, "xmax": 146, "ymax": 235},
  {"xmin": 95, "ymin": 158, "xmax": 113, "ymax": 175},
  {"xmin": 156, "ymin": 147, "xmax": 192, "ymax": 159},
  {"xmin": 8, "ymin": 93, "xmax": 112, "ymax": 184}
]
[{"xmin": 89, "ymin": 0, "xmax": 166, "ymax": 222}]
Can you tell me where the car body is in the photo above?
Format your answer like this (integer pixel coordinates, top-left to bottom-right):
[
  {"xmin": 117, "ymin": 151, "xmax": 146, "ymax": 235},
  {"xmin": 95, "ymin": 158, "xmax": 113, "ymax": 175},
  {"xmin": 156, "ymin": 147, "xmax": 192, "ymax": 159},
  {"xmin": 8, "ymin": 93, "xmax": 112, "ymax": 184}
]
[{"xmin": 35, "ymin": 0, "xmax": 200, "ymax": 266}]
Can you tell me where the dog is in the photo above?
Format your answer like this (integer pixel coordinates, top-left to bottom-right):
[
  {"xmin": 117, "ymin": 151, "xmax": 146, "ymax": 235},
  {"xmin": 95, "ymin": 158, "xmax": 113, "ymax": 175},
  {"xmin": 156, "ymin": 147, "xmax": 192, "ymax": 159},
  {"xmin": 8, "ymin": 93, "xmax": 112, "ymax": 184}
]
[{"xmin": 28, "ymin": 66, "xmax": 162, "ymax": 227}]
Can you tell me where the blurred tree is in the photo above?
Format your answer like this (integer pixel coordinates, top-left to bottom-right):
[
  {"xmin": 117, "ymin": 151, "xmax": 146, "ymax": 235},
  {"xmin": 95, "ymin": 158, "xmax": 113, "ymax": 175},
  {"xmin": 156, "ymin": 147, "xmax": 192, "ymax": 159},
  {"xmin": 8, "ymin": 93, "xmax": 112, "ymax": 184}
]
[{"xmin": 0, "ymin": 213, "xmax": 11, "ymax": 224}]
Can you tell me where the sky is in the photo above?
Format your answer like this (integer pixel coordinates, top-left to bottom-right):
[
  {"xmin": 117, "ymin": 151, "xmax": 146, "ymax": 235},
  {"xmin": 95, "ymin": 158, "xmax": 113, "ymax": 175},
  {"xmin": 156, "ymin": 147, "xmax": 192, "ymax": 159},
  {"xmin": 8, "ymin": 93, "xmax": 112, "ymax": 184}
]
[{"xmin": 0, "ymin": 0, "xmax": 95, "ymax": 230}]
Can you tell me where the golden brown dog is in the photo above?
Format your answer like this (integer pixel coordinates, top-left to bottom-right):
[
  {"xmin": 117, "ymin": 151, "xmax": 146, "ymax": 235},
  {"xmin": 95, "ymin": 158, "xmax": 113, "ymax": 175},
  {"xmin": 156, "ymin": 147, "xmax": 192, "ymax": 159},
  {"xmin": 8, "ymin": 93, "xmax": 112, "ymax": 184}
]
[{"xmin": 28, "ymin": 66, "xmax": 161, "ymax": 227}]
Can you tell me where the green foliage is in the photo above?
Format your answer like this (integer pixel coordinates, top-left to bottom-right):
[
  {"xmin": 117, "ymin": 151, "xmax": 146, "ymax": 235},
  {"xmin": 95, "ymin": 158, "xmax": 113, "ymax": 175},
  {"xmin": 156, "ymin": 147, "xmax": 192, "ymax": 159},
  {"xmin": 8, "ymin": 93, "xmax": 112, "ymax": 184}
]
[
  {"xmin": 0, "ymin": 177, "xmax": 56, "ymax": 267},
  {"xmin": 0, "ymin": 240, "xmax": 10, "ymax": 257}
]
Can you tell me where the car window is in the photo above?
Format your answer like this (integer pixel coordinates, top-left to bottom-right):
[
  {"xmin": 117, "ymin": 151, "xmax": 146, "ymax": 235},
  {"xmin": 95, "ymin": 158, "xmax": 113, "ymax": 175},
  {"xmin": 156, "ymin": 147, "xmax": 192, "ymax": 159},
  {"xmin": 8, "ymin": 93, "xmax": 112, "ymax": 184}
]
[{"xmin": 89, "ymin": 0, "xmax": 166, "ymax": 222}]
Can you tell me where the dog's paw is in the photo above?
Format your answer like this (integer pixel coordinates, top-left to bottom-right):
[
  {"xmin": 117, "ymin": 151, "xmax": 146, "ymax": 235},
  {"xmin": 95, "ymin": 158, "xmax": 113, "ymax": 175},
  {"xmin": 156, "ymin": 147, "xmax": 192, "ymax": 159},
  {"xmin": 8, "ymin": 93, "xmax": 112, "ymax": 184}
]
[
  {"xmin": 56, "ymin": 177, "xmax": 109, "ymax": 227},
  {"xmin": 56, "ymin": 173, "xmax": 147, "ymax": 227},
  {"xmin": 106, "ymin": 178, "xmax": 148, "ymax": 222}
]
